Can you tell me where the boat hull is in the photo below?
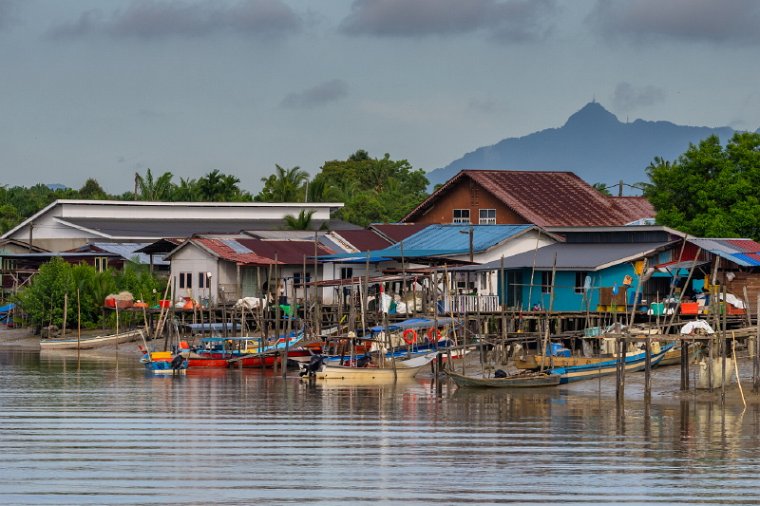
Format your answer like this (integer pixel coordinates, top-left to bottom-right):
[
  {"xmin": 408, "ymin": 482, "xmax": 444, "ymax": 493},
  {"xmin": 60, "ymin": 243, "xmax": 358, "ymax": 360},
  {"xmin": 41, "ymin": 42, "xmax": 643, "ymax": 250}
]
[
  {"xmin": 40, "ymin": 330, "xmax": 145, "ymax": 350},
  {"xmin": 314, "ymin": 363, "xmax": 426, "ymax": 381},
  {"xmin": 311, "ymin": 353, "xmax": 437, "ymax": 382},
  {"xmin": 550, "ymin": 344, "xmax": 672, "ymax": 384},
  {"xmin": 446, "ymin": 370, "xmax": 560, "ymax": 388}
]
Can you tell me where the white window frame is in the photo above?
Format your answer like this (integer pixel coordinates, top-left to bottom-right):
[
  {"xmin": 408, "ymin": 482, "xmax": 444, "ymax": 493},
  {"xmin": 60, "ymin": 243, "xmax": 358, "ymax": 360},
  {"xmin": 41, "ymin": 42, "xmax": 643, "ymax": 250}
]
[
  {"xmin": 453, "ymin": 209, "xmax": 470, "ymax": 224},
  {"xmin": 94, "ymin": 257, "xmax": 108, "ymax": 272},
  {"xmin": 479, "ymin": 209, "xmax": 496, "ymax": 224},
  {"xmin": 179, "ymin": 272, "xmax": 192, "ymax": 289}
]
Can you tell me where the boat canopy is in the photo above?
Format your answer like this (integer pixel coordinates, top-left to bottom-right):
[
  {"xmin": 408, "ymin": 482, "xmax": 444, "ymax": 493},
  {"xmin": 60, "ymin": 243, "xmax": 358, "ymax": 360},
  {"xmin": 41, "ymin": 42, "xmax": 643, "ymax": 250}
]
[{"xmin": 369, "ymin": 317, "xmax": 455, "ymax": 333}]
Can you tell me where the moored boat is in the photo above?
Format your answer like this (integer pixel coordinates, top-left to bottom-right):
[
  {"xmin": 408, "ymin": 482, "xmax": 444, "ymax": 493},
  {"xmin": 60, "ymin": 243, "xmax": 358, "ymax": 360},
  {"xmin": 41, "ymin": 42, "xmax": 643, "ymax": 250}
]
[
  {"xmin": 141, "ymin": 350, "xmax": 188, "ymax": 375},
  {"xmin": 301, "ymin": 352, "xmax": 437, "ymax": 382},
  {"xmin": 548, "ymin": 342, "xmax": 673, "ymax": 384},
  {"xmin": 446, "ymin": 369, "xmax": 560, "ymax": 388},
  {"xmin": 40, "ymin": 329, "xmax": 146, "ymax": 351}
]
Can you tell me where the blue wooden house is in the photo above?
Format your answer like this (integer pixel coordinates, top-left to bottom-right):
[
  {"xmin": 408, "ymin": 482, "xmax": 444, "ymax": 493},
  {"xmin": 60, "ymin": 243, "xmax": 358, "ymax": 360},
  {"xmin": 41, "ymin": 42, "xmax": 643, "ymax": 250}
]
[{"xmin": 454, "ymin": 226, "xmax": 685, "ymax": 312}]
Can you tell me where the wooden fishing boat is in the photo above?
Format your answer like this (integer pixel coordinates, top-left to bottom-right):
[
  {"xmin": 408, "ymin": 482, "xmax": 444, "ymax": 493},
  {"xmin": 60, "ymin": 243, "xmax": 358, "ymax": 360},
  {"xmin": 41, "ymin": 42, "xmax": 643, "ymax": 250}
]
[
  {"xmin": 141, "ymin": 350, "xmax": 188, "ymax": 375},
  {"xmin": 304, "ymin": 352, "xmax": 437, "ymax": 382},
  {"xmin": 515, "ymin": 338, "xmax": 672, "ymax": 370},
  {"xmin": 446, "ymin": 370, "xmax": 560, "ymax": 388},
  {"xmin": 40, "ymin": 329, "xmax": 145, "ymax": 351},
  {"xmin": 548, "ymin": 343, "xmax": 673, "ymax": 384}
]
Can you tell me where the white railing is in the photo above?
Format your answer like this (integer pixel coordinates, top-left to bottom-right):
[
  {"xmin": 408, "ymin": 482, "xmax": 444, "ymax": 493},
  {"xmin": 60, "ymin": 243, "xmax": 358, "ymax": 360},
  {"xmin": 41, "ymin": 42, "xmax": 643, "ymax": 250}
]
[{"xmin": 446, "ymin": 295, "xmax": 500, "ymax": 313}]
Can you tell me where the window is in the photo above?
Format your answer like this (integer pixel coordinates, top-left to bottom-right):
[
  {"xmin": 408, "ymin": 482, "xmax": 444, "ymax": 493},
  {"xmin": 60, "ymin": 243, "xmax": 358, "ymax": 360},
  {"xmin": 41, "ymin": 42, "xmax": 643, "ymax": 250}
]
[
  {"xmin": 94, "ymin": 257, "xmax": 108, "ymax": 272},
  {"xmin": 479, "ymin": 209, "xmax": 496, "ymax": 224},
  {"xmin": 294, "ymin": 272, "xmax": 311, "ymax": 287},
  {"xmin": 453, "ymin": 209, "xmax": 470, "ymax": 224},
  {"xmin": 198, "ymin": 272, "xmax": 211, "ymax": 289},
  {"xmin": 178, "ymin": 272, "xmax": 192, "ymax": 289},
  {"xmin": 541, "ymin": 271, "xmax": 554, "ymax": 293},
  {"xmin": 2, "ymin": 258, "xmax": 16, "ymax": 271},
  {"xmin": 575, "ymin": 272, "xmax": 589, "ymax": 293},
  {"xmin": 340, "ymin": 267, "xmax": 353, "ymax": 279}
]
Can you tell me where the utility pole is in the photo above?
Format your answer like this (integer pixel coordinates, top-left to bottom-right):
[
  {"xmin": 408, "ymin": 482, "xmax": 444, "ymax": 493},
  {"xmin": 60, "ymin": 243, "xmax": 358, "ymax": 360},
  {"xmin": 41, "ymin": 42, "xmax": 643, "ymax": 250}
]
[{"xmin": 469, "ymin": 226, "xmax": 474, "ymax": 263}]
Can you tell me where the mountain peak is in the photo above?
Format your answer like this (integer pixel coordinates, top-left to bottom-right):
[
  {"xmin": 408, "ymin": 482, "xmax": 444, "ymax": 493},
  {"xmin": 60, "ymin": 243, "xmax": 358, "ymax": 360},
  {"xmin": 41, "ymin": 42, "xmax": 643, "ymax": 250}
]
[{"xmin": 563, "ymin": 101, "xmax": 620, "ymax": 128}]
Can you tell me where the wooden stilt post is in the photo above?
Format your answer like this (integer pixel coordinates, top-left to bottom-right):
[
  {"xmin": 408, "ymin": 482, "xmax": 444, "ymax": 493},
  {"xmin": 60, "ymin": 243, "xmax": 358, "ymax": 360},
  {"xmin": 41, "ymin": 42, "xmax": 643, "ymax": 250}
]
[
  {"xmin": 644, "ymin": 335, "xmax": 652, "ymax": 400},
  {"xmin": 754, "ymin": 296, "xmax": 760, "ymax": 393}
]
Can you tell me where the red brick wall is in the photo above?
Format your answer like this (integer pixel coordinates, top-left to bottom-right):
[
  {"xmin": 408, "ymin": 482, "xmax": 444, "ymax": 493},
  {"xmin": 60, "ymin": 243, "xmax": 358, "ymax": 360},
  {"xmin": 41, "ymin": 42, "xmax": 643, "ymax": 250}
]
[{"xmin": 415, "ymin": 179, "xmax": 525, "ymax": 225}]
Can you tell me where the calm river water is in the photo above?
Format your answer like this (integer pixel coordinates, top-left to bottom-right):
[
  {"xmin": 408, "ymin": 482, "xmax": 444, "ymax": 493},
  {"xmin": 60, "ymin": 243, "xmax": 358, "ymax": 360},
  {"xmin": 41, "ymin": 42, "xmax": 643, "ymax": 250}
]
[{"xmin": 2, "ymin": 349, "xmax": 760, "ymax": 505}]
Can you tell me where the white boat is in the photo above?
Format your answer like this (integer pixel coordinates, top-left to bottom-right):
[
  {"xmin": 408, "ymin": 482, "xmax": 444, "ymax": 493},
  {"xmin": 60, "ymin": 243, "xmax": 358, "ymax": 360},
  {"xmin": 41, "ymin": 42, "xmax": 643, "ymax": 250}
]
[
  {"xmin": 305, "ymin": 352, "xmax": 437, "ymax": 382},
  {"xmin": 40, "ymin": 329, "xmax": 146, "ymax": 351}
]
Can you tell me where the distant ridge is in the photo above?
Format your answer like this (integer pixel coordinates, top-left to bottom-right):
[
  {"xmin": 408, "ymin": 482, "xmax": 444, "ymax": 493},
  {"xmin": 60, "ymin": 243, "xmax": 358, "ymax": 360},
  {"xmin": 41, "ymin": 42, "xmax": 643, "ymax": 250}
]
[{"xmin": 427, "ymin": 102, "xmax": 737, "ymax": 190}]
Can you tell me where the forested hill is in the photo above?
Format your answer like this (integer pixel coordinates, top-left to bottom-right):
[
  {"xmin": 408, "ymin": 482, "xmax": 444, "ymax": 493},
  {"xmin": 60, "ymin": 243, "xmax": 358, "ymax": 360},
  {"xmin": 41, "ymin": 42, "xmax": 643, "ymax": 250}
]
[{"xmin": 427, "ymin": 102, "xmax": 737, "ymax": 189}]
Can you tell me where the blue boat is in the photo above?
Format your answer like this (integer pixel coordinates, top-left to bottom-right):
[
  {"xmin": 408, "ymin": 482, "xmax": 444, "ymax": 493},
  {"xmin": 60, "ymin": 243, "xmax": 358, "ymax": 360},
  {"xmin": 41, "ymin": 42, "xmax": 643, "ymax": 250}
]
[
  {"xmin": 549, "ymin": 342, "xmax": 674, "ymax": 384},
  {"xmin": 141, "ymin": 351, "xmax": 188, "ymax": 374}
]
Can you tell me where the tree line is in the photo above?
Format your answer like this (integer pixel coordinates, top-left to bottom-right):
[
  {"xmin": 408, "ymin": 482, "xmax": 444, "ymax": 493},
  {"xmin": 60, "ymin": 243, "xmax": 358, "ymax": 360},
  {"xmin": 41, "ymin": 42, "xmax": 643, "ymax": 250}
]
[{"xmin": 0, "ymin": 150, "xmax": 430, "ymax": 233}]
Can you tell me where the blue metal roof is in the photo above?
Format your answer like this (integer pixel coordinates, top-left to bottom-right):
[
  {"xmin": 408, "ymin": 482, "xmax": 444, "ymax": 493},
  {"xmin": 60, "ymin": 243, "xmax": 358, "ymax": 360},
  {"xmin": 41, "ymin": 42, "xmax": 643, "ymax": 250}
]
[
  {"xmin": 378, "ymin": 224, "xmax": 534, "ymax": 258},
  {"xmin": 689, "ymin": 238, "xmax": 760, "ymax": 268},
  {"xmin": 318, "ymin": 224, "xmax": 535, "ymax": 262}
]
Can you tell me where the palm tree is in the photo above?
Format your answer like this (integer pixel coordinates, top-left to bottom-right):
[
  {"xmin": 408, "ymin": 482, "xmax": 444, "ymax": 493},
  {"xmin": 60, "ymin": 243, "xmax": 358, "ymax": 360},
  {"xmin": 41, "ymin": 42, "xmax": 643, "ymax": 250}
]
[
  {"xmin": 135, "ymin": 169, "xmax": 175, "ymax": 201},
  {"xmin": 284, "ymin": 209, "xmax": 315, "ymax": 230},
  {"xmin": 173, "ymin": 177, "xmax": 199, "ymax": 201},
  {"xmin": 263, "ymin": 165, "xmax": 309, "ymax": 202}
]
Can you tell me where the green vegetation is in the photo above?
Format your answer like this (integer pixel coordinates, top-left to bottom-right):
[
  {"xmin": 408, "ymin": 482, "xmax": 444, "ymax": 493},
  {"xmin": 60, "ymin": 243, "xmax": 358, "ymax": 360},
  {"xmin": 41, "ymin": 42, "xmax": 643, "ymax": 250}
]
[
  {"xmin": 645, "ymin": 132, "xmax": 760, "ymax": 239},
  {"xmin": 1, "ymin": 153, "xmax": 428, "ymax": 233},
  {"xmin": 13, "ymin": 257, "xmax": 162, "ymax": 331},
  {"xmin": 254, "ymin": 150, "xmax": 429, "ymax": 227}
]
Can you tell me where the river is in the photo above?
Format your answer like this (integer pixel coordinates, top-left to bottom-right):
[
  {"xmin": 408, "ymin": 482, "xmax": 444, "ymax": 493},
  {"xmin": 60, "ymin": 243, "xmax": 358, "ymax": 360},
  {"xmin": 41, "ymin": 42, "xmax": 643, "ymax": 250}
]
[{"xmin": 1, "ymin": 349, "xmax": 760, "ymax": 505}]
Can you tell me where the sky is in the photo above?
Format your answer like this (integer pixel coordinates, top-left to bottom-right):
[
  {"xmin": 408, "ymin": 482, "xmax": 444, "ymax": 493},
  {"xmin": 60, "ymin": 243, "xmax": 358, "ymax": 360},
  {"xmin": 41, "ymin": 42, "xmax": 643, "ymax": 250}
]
[{"xmin": 2, "ymin": 0, "xmax": 760, "ymax": 194}]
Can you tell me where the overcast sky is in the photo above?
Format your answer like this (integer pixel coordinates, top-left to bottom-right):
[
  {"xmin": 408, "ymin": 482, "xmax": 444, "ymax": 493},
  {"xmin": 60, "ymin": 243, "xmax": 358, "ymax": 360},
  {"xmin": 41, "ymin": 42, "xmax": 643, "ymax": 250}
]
[{"xmin": 2, "ymin": 0, "xmax": 759, "ymax": 193}]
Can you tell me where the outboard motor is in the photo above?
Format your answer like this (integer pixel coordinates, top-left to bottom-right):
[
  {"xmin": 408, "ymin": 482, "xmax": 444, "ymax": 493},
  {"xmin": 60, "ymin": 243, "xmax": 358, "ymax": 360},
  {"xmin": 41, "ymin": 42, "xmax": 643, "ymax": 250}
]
[
  {"xmin": 299, "ymin": 354, "xmax": 324, "ymax": 377},
  {"xmin": 170, "ymin": 354, "xmax": 185, "ymax": 371},
  {"xmin": 494, "ymin": 369, "xmax": 508, "ymax": 379}
]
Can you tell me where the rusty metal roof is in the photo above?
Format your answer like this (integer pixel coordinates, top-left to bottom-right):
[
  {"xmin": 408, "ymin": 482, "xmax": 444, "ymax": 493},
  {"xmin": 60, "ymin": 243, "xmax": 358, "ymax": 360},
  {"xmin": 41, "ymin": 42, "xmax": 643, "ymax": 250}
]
[
  {"xmin": 688, "ymin": 238, "xmax": 760, "ymax": 267},
  {"xmin": 403, "ymin": 170, "xmax": 655, "ymax": 227}
]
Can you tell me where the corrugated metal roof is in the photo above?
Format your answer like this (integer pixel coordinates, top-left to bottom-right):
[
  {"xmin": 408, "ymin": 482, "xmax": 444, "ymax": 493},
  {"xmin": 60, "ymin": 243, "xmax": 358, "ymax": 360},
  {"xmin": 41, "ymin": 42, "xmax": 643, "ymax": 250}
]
[
  {"xmin": 376, "ymin": 224, "xmax": 534, "ymax": 258},
  {"xmin": 221, "ymin": 239, "xmax": 252, "ymax": 254},
  {"xmin": 331, "ymin": 230, "xmax": 392, "ymax": 252},
  {"xmin": 370, "ymin": 223, "xmax": 429, "ymax": 243},
  {"xmin": 403, "ymin": 170, "xmax": 654, "ymax": 227},
  {"xmin": 689, "ymin": 238, "xmax": 760, "ymax": 267},
  {"xmin": 195, "ymin": 238, "xmax": 277, "ymax": 266},
  {"xmin": 453, "ymin": 241, "xmax": 674, "ymax": 272},
  {"xmin": 82, "ymin": 242, "xmax": 169, "ymax": 265}
]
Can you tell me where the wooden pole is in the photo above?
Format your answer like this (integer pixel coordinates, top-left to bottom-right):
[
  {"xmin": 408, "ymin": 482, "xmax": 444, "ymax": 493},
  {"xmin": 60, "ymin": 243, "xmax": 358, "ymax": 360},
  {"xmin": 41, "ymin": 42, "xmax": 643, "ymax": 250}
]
[
  {"xmin": 61, "ymin": 293, "xmax": 68, "ymax": 340},
  {"xmin": 76, "ymin": 289, "xmax": 81, "ymax": 351},
  {"xmin": 539, "ymin": 253, "xmax": 557, "ymax": 373},
  {"xmin": 313, "ymin": 231, "xmax": 320, "ymax": 335},
  {"xmin": 754, "ymin": 296, "xmax": 760, "ymax": 393},
  {"xmin": 644, "ymin": 335, "xmax": 651, "ymax": 400}
]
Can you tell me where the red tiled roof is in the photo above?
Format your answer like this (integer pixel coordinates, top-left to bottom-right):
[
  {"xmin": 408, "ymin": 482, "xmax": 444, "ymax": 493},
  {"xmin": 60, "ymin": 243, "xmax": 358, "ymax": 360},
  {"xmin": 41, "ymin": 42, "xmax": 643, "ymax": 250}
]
[
  {"xmin": 611, "ymin": 196, "xmax": 656, "ymax": 223},
  {"xmin": 195, "ymin": 238, "xmax": 277, "ymax": 266},
  {"xmin": 332, "ymin": 230, "xmax": 392, "ymax": 251},
  {"xmin": 237, "ymin": 238, "xmax": 334, "ymax": 264},
  {"xmin": 403, "ymin": 170, "xmax": 654, "ymax": 227},
  {"xmin": 370, "ymin": 223, "xmax": 429, "ymax": 243},
  {"xmin": 725, "ymin": 239, "xmax": 760, "ymax": 253}
]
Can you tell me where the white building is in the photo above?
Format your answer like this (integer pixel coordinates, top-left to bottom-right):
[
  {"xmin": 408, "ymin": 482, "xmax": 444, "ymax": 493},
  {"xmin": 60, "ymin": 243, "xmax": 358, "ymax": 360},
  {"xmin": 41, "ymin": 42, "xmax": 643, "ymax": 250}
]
[{"xmin": 2, "ymin": 199, "xmax": 343, "ymax": 252}]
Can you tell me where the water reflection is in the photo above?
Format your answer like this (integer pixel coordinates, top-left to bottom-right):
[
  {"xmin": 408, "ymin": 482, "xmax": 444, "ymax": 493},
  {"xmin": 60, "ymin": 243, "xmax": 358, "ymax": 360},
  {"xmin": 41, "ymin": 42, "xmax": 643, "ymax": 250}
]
[{"xmin": 2, "ymin": 350, "xmax": 760, "ymax": 505}]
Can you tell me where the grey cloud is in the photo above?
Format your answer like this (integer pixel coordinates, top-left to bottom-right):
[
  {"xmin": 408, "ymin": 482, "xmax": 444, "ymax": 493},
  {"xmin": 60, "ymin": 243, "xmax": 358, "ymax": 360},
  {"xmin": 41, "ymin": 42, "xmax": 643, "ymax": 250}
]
[
  {"xmin": 0, "ymin": 0, "xmax": 21, "ymax": 31},
  {"xmin": 280, "ymin": 80, "xmax": 349, "ymax": 109},
  {"xmin": 47, "ymin": 0, "xmax": 302, "ymax": 40},
  {"xmin": 612, "ymin": 83, "xmax": 666, "ymax": 112},
  {"xmin": 588, "ymin": 0, "xmax": 760, "ymax": 45},
  {"xmin": 338, "ymin": 0, "xmax": 557, "ymax": 42}
]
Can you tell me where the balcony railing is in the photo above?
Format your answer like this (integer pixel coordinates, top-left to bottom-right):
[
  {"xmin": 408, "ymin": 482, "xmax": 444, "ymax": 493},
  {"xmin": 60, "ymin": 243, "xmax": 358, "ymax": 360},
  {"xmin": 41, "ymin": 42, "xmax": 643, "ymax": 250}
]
[{"xmin": 444, "ymin": 295, "xmax": 500, "ymax": 314}]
